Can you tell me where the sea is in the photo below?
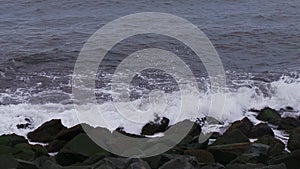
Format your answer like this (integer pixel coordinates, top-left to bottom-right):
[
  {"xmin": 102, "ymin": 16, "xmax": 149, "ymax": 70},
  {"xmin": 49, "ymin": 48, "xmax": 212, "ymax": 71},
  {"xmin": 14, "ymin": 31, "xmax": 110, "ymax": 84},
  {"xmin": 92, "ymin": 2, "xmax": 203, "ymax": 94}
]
[{"xmin": 0, "ymin": 0, "xmax": 299, "ymax": 144}]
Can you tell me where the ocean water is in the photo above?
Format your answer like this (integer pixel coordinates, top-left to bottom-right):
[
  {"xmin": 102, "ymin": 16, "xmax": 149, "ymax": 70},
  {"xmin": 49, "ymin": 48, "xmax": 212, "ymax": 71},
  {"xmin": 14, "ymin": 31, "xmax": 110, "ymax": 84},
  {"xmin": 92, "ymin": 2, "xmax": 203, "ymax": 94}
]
[{"xmin": 0, "ymin": 0, "xmax": 299, "ymax": 139}]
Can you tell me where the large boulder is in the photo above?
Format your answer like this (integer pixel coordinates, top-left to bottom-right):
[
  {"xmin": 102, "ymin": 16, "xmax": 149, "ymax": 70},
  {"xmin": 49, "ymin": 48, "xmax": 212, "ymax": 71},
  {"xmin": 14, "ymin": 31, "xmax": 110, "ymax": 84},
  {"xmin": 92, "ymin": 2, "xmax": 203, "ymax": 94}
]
[
  {"xmin": 231, "ymin": 143, "xmax": 270, "ymax": 164},
  {"xmin": 256, "ymin": 135, "xmax": 285, "ymax": 158},
  {"xmin": 208, "ymin": 142, "xmax": 250, "ymax": 164},
  {"xmin": 277, "ymin": 117, "xmax": 300, "ymax": 130},
  {"xmin": 141, "ymin": 117, "xmax": 170, "ymax": 135},
  {"xmin": 287, "ymin": 127, "xmax": 300, "ymax": 151},
  {"xmin": 257, "ymin": 107, "xmax": 281, "ymax": 125},
  {"xmin": 184, "ymin": 149, "xmax": 214, "ymax": 163},
  {"xmin": 225, "ymin": 117, "xmax": 253, "ymax": 137},
  {"xmin": 0, "ymin": 134, "xmax": 28, "ymax": 146},
  {"xmin": 55, "ymin": 133, "xmax": 109, "ymax": 166},
  {"xmin": 27, "ymin": 119, "xmax": 67, "ymax": 143},
  {"xmin": 46, "ymin": 140, "xmax": 67, "ymax": 153},
  {"xmin": 158, "ymin": 156, "xmax": 200, "ymax": 169},
  {"xmin": 55, "ymin": 124, "xmax": 85, "ymax": 142},
  {"xmin": 251, "ymin": 123, "xmax": 274, "ymax": 138},
  {"xmin": 212, "ymin": 129, "xmax": 250, "ymax": 146}
]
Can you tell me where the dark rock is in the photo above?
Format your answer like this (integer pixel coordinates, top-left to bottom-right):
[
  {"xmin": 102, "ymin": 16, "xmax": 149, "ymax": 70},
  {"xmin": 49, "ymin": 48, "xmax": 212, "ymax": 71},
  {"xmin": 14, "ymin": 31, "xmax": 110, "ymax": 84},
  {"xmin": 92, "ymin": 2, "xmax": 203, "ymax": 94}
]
[
  {"xmin": 92, "ymin": 157, "xmax": 127, "ymax": 169},
  {"xmin": 46, "ymin": 140, "xmax": 67, "ymax": 153},
  {"xmin": 55, "ymin": 124, "xmax": 85, "ymax": 142},
  {"xmin": 115, "ymin": 127, "xmax": 145, "ymax": 138},
  {"xmin": 225, "ymin": 117, "xmax": 253, "ymax": 137},
  {"xmin": 184, "ymin": 149, "xmax": 215, "ymax": 163},
  {"xmin": 0, "ymin": 154, "xmax": 19, "ymax": 168},
  {"xmin": 257, "ymin": 107, "xmax": 281, "ymax": 125},
  {"xmin": 34, "ymin": 156, "xmax": 62, "ymax": 169},
  {"xmin": 55, "ymin": 133, "xmax": 109, "ymax": 166},
  {"xmin": 0, "ymin": 134, "xmax": 28, "ymax": 146},
  {"xmin": 158, "ymin": 156, "xmax": 200, "ymax": 169},
  {"xmin": 208, "ymin": 142, "xmax": 250, "ymax": 164},
  {"xmin": 256, "ymin": 135, "xmax": 285, "ymax": 158},
  {"xmin": 251, "ymin": 123, "xmax": 274, "ymax": 138},
  {"xmin": 231, "ymin": 143, "xmax": 270, "ymax": 164},
  {"xmin": 226, "ymin": 163, "xmax": 286, "ymax": 169},
  {"xmin": 141, "ymin": 116, "xmax": 170, "ymax": 135},
  {"xmin": 27, "ymin": 119, "xmax": 67, "ymax": 143},
  {"xmin": 277, "ymin": 117, "xmax": 300, "ymax": 130},
  {"xmin": 270, "ymin": 150, "xmax": 300, "ymax": 169},
  {"xmin": 287, "ymin": 127, "xmax": 300, "ymax": 151},
  {"xmin": 125, "ymin": 159, "xmax": 151, "ymax": 169},
  {"xmin": 16, "ymin": 158, "xmax": 39, "ymax": 169},
  {"xmin": 212, "ymin": 129, "xmax": 250, "ymax": 146},
  {"xmin": 13, "ymin": 143, "xmax": 48, "ymax": 161},
  {"xmin": 17, "ymin": 123, "xmax": 32, "ymax": 129}
]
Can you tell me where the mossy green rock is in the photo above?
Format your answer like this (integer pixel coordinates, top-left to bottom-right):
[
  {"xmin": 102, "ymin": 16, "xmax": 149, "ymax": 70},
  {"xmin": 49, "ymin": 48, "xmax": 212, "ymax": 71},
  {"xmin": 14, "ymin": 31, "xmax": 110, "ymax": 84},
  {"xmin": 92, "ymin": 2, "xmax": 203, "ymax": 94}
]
[
  {"xmin": 257, "ymin": 107, "xmax": 281, "ymax": 125},
  {"xmin": 287, "ymin": 127, "xmax": 300, "ymax": 151},
  {"xmin": 256, "ymin": 135, "xmax": 284, "ymax": 158},
  {"xmin": 0, "ymin": 134, "xmax": 28, "ymax": 146},
  {"xmin": 55, "ymin": 133, "xmax": 109, "ymax": 166}
]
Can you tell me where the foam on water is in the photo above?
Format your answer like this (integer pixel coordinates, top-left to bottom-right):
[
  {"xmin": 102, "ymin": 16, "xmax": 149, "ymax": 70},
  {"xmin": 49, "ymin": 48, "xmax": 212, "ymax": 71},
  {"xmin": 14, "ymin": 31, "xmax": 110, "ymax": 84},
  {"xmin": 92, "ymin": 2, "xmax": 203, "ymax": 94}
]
[{"xmin": 0, "ymin": 74, "xmax": 299, "ymax": 140}]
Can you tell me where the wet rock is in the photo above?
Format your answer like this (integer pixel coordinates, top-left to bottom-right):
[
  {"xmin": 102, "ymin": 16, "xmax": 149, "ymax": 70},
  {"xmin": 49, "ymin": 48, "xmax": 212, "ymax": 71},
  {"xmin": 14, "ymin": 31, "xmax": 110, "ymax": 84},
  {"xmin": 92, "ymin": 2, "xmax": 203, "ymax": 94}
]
[
  {"xmin": 55, "ymin": 133, "xmax": 109, "ymax": 166},
  {"xmin": 283, "ymin": 149, "xmax": 300, "ymax": 169},
  {"xmin": 27, "ymin": 119, "xmax": 67, "ymax": 143},
  {"xmin": 277, "ymin": 117, "xmax": 300, "ymax": 130},
  {"xmin": 55, "ymin": 124, "xmax": 85, "ymax": 142},
  {"xmin": 256, "ymin": 135, "xmax": 285, "ymax": 158},
  {"xmin": 225, "ymin": 117, "xmax": 253, "ymax": 137},
  {"xmin": 17, "ymin": 123, "xmax": 32, "ymax": 129},
  {"xmin": 212, "ymin": 129, "xmax": 249, "ymax": 146},
  {"xmin": 141, "ymin": 116, "xmax": 170, "ymax": 135},
  {"xmin": 34, "ymin": 156, "xmax": 62, "ymax": 169},
  {"xmin": 0, "ymin": 154, "xmax": 19, "ymax": 168},
  {"xmin": 115, "ymin": 127, "xmax": 145, "ymax": 138},
  {"xmin": 46, "ymin": 140, "xmax": 67, "ymax": 153},
  {"xmin": 208, "ymin": 142, "xmax": 250, "ymax": 164},
  {"xmin": 257, "ymin": 107, "xmax": 281, "ymax": 125},
  {"xmin": 158, "ymin": 156, "xmax": 200, "ymax": 169},
  {"xmin": 125, "ymin": 159, "xmax": 151, "ymax": 169},
  {"xmin": 251, "ymin": 123, "xmax": 274, "ymax": 138},
  {"xmin": 226, "ymin": 163, "xmax": 286, "ymax": 169},
  {"xmin": 231, "ymin": 143, "xmax": 270, "ymax": 164},
  {"xmin": 184, "ymin": 149, "xmax": 214, "ymax": 163},
  {"xmin": 287, "ymin": 127, "xmax": 300, "ymax": 151},
  {"xmin": 0, "ymin": 134, "xmax": 28, "ymax": 146},
  {"xmin": 16, "ymin": 158, "xmax": 39, "ymax": 169}
]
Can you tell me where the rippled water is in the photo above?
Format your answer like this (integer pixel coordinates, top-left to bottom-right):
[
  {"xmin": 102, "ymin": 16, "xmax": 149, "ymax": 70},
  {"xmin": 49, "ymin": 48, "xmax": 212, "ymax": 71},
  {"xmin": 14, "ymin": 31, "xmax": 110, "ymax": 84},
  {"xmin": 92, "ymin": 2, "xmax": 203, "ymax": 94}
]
[{"xmin": 0, "ymin": 0, "xmax": 299, "ymax": 136}]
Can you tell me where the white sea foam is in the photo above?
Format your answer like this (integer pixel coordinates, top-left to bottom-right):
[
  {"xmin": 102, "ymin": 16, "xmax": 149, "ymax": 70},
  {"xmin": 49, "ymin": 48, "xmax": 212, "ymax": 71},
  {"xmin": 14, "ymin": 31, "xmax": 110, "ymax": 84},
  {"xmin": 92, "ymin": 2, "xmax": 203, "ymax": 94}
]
[{"xmin": 0, "ymin": 74, "xmax": 299, "ymax": 141}]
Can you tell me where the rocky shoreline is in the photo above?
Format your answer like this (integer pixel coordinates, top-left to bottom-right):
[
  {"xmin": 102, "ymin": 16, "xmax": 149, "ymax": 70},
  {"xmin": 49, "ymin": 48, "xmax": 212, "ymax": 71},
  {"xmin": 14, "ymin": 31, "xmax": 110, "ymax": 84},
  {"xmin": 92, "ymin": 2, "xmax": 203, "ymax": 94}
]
[{"xmin": 1, "ymin": 107, "xmax": 300, "ymax": 169}]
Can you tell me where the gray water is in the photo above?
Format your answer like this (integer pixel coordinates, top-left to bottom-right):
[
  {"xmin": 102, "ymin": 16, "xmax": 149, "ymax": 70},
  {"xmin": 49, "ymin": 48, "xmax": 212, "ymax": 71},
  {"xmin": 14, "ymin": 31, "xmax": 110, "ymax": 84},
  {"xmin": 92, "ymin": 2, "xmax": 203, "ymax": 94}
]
[{"xmin": 0, "ymin": 0, "xmax": 299, "ymax": 104}]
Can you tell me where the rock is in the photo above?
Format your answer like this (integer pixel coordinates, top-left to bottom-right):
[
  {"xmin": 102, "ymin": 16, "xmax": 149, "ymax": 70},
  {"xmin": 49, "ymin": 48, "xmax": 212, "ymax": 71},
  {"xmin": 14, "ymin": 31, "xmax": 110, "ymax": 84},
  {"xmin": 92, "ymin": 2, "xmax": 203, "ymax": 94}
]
[
  {"xmin": 125, "ymin": 159, "xmax": 151, "ymax": 169},
  {"xmin": 34, "ymin": 156, "xmax": 62, "ymax": 169},
  {"xmin": 256, "ymin": 135, "xmax": 285, "ymax": 158},
  {"xmin": 141, "ymin": 116, "xmax": 170, "ymax": 135},
  {"xmin": 115, "ymin": 127, "xmax": 145, "ymax": 138},
  {"xmin": 287, "ymin": 127, "xmax": 300, "ymax": 151},
  {"xmin": 0, "ymin": 154, "xmax": 19, "ymax": 168},
  {"xmin": 226, "ymin": 163, "xmax": 286, "ymax": 169},
  {"xmin": 13, "ymin": 143, "xmax": 48, "ymax": 161},
  {"xmin": 55, "ymin": 124, "xmax": 85, "ymax": 142},
  {"xmin": 55, "ymin": 133, "xmax": 109, "ymax": 166},
  {"xmin": 17, "ymin": 123, "xmax": 32, "ymax": 129},
  {"xmin": 267, "ymin": 150, "xmax": 300, "ymax": 169},
  {"xmin": 0, "ymin": 134, "xmax": 28, "ymax": 146},
  {"xmin": 16, "ymin": 158, "xmax": 39, "ymax": 169},
  {"xmin": 27, "ymin": 119, "xmax": 67, "ymax": 143},
  {"xmin": 46, "ymin": 140, "xmax": 67, "ymax": 153},
  {"xmin": 92, "ymin": 157, "xmax": 127, "ymax": 169},
  {"xmin": 277, "ymin": 117, "xmax": 300, "ymax": 130},
  {"xmin": 212, "ymin": 129, "xmax": 250, "ymax": 146},
  {"xmin": 225, "ymin": 117, "xmax": 253, "ymax": 137},
  {"xmin": 184, "ymin": 149, "xmax": 214, "ymax": 163},
  {"xmin": 231, "ymin": 143, "xmax": 270, "ymax": 164},
  {"xmin": 251, "ymin": 123, "xmax": 274, "ymax": 138},
  {"xmin": 257, "ymin": 107, "xmax": 281, "ymax": 125},
  {"xmin": 208, "ymin": 142, "xmax": 250, "ymax": 164},
  {"xmin": 158, "ymin": 157, "xmax": 200, "ymax": 169}
]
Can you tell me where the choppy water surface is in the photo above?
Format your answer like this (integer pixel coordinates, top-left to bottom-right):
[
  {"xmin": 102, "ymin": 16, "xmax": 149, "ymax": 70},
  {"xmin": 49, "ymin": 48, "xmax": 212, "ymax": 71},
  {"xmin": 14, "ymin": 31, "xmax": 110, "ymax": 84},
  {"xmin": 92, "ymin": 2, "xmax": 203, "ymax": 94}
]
[{"xmin": 0, "ymin": 0, "xmax": 299, "ymax": 137}]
